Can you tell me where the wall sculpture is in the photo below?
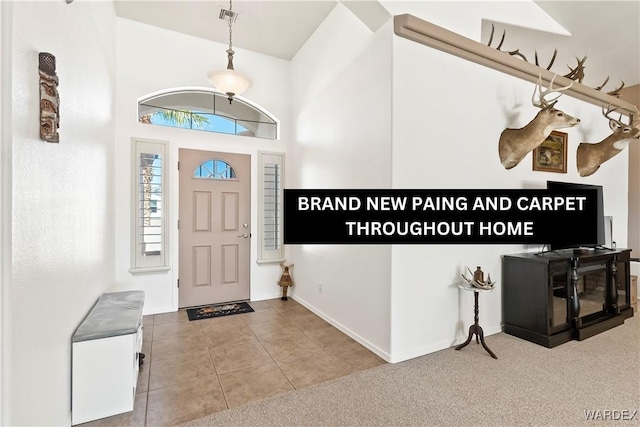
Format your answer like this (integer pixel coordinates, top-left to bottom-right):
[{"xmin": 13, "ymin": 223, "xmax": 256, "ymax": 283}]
[{"xmin": 39, "ymin": 52, "xmax": 60, "ymax": 143}]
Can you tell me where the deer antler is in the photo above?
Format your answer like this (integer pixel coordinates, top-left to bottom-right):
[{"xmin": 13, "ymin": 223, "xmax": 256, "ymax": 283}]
[
  {"xmin": 460, "ymin": 266, "xmax": 496, "ymax": 289},
  {"xmin": 532, "ymin": 74, "xmax": 574, "ymax": 110},
  {"xmin": 602, "ymin": 104, "xmax": 626, "ymax": 129},
  {"xmin": 606, "ymin": 79, "xmax": 625, "ymax": 97},
  {"xmin": 594, "ymin": 76, "xmax": 610, "ymax": 91},
  {"xmin": 563, "ymin": 52, "xmax": 588, "ymax": 83},
  {"xmin": 487, "ymin": 24, "xmax": 528, "ymax": 62},
  {"xmin": 534, "ymin": 49, "xmax": 557, "ymax": 70},
  {"xmin": 507, "ymin": 49, "xmax": 527, "ymax": 62},
  {"xmin": 487, "ymin": 24, "xmax": 505, "ymax": 50}
]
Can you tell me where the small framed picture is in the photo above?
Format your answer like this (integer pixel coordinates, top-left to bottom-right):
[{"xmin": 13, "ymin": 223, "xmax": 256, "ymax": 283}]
[{"xmin": 533, "ymin": 130, "xmax": 568, "ymax": 173}]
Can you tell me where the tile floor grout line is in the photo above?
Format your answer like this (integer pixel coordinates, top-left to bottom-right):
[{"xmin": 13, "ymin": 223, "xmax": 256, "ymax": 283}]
[
  {"xmin": 267, "ymin": 341, "xmax": 301, "ymax": 391},
  {"xmin": 203, "ymin": 328, "xmax": 231, "ymax": 413},
  {"xmin": 142, "ymin": 382, "xmax": 150, "ymax": 426},
  {"xmin": 87, "ymin": 300, "xmax": 384, "ymax": 426},
  {"xmin": 243, "ymin": 312, "xmax": 282, "ymax": 375},
  {"xmin": 249, "ymin": 302, "xmax": 311, "ymax": 391},
  {"xmin": 249, "ymin": 321, "xmax": 299, "ymax": 391},
  {"xmin": 142, "ymin": 315, "xmax": 154, "ymax": 427},
  {"xmin": 278, "ymin": 306, "xmax": 324, "ymax": 390}
]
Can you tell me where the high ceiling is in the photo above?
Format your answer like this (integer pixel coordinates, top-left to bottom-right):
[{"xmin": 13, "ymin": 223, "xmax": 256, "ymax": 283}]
[
  {"xmin": 113, "ymin": 1, "xmax": 339, "ymax": 60},
  {"xmin": 114, "ymin": 0, "xmax": 640, "ymax": 85},
  {"xmin": 531, "ymin": 1, "xmax": 639, "ymax": 87}
]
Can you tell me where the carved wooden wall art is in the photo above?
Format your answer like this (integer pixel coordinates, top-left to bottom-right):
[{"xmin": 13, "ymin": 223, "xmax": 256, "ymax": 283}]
[{"xmin": 39, "ymin": 52, "xmax": 60, "ymax": 143}]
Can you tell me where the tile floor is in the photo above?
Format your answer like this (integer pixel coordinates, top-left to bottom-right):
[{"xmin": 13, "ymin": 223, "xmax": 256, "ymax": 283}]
[{"xmin": 81, "ymin": 298, "xmax": 385, "ymax": 427}]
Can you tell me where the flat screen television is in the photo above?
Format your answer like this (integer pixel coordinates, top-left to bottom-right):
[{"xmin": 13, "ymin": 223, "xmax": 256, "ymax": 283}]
[{"xmin": 546, "ymin": 181, "xmax": 606, "ymax": 250}]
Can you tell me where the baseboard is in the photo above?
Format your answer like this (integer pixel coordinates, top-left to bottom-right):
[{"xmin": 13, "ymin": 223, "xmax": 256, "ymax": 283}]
[
  {"xmin": 250, "ymin": 293, "xmax": 282, "ymax": 302},
  {"xmin": 388, "ymin": 324, "xmax": 504, "ymax": 363},
  {"xmin": 389, "ymin": 340, "xmax": 453, "ymax": 363},
  {"xmin": 143, "ymin": 306, "xmax": 174, "ymax": 316},
  {"xmin": 290, "ymin": 294, "xmax": 392, "ymax": 363},
  {"xmin": 289, "ymin": 294, "xmax": 506, "ymax": 364}
]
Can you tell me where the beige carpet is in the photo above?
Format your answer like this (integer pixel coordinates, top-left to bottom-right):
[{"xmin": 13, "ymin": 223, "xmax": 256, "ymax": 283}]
[{"xmin": 179, "ymin": 316, "xmax": 640, "ymax": 426}]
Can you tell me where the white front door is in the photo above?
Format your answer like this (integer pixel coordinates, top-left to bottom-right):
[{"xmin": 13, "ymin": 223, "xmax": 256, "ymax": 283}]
[{"xmin": 178, "ymin": 149, "xmax": 251, "ymax": 308}]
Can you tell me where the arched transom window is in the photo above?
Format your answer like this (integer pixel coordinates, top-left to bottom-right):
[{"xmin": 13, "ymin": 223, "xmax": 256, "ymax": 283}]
[
  {"xmin": 194, "ymin": 159, "xmax": 237, "ymax": 180},
  {"xmin": 138, "ymin": 89, "xmax": 278, "ymax": 140}
]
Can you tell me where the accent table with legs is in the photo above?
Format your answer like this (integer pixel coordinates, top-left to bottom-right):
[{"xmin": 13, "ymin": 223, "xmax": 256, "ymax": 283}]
[{"xmin": 455, "ymin": 282, "xmax": 497, "ymax": 359}]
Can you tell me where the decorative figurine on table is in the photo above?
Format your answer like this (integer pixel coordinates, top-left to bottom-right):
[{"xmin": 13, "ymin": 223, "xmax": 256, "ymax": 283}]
[
  {"xmin": 278, "ymin": 262, "xmax": 294, "ymax": 300},
  {"xmin": 461, "ymin": 266, "xmax": 497, "ymax": 290}
]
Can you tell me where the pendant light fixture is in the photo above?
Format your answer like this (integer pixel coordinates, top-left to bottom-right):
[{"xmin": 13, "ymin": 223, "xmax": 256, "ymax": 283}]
[{"xmin": 207, "ymin": 0, "xmax": 252, "ymax": 103}]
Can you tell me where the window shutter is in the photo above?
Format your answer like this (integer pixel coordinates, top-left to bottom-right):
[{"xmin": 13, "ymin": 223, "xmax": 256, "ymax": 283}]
[
  {"xmin": 130, "ymin": 139, "xmax": 170, "ymax": 273},
  {"xmin": 263, "ymin": 162, "xmax": 280, "ymax": 251},
  {"xmin": 258, "ymin": 152, "xmax": 284, "ymax": 262}
]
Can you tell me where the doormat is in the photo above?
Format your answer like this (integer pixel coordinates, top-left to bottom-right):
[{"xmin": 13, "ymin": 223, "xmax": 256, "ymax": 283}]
[{"xmin": 186, "ymin": 302, "xmax": 254, "ymax": 321}]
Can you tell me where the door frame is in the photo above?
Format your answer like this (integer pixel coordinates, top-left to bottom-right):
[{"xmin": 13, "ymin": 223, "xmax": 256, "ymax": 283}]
[{"xmin": 170, "ymin": 144, "xmax": 256, "ymax": 311}]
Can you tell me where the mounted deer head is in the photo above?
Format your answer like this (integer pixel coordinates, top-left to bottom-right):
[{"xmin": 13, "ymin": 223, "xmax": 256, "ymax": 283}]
[
  {"xmin": 576, "ymin": 105, "xmax": 640, "ymax": 177},
  {"xmin": 499, "ymin": 75, "xmax": 580, "ymax": 169}
]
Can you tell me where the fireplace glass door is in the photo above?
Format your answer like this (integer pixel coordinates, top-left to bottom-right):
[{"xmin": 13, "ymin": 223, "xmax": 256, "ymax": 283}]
[{"xmin": 576, "ymin": 262, "xmax": 607, "ymax": 321}]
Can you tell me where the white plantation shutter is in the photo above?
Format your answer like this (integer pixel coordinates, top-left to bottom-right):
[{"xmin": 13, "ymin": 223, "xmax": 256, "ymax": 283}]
[
  {"xmin": 258, "ymin": 152, "xmax": 284, "ymax": 263},
  {"xmin": 130, "ymin": 139, "xmax": 170, "ymax": 273}
]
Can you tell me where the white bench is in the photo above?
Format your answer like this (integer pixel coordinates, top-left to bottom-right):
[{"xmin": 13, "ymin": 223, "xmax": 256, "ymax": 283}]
[{"xmin": 71, "ymin": 291, "xmax": 145, "ymax": 425}]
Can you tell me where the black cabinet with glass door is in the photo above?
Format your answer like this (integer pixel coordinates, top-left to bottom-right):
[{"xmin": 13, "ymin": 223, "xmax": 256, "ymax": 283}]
[{"xmin": 503, "ymin": 248, "xmax": 634, "ymax": 348}]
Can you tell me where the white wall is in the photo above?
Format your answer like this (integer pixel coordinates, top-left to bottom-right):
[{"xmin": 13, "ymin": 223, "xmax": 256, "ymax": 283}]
[
  {"xmin": 622, "ymin": 85, "xmax": 640, "ymax": 259},
  {"xmin": 289, "ymin": 4, "xmax": 393, "ymax": 359},
  {"xmin": 0, "ymin": 2, "xmax": 12, "ymax": 423},
  {"xmin": 114, "ymin": 18, "xmax": 291, "ymax": 314},
  {"xmin": 287, "ymin": 0, "xmax": 630, "ymax": 362},
  {"xmin": 8, "ymin": 1, "xmax": 117, "ymax": 425},
  {"xmin": 622, "ymin": 85, "xmax": 640, "ymax": 290},
  {"xmin": 389, "ymin": 2, "xmax": 629, "ymax": 361},
  {"xmin": 629, "ymin": 138, "xmax": 639, "ymax": 252}
]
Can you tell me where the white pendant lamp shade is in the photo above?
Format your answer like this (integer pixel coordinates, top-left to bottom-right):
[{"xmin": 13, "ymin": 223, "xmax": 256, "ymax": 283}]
[{"xmin": 207, "ymin": 68, "xmax": 251, "ymax": 98}]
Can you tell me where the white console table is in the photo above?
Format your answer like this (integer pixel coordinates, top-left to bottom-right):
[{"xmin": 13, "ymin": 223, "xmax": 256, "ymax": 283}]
[{"xmin": 72, "ymin": 291, "xmax": 145, "ymax": 425}]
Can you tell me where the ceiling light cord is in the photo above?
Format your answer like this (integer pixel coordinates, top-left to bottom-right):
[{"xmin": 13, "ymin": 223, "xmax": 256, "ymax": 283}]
[{"xmin": 226, "ymin": 0, "xmax": 234, "ymax": 71}]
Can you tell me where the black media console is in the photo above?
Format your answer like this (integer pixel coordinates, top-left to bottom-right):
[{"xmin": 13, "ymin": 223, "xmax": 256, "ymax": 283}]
[{"xmin": 503, "ymin": 248, "xmax": 634, "ymax": 348}]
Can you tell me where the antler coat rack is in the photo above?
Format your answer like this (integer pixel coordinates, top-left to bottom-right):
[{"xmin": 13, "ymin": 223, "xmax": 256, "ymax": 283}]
[
  {"xmin": 394, "ymin": 14, "xmax": 637, "ymax": 119},
  {"xmin": 485, "ymin": 24, "xmax": 626, "ymax": 97}
]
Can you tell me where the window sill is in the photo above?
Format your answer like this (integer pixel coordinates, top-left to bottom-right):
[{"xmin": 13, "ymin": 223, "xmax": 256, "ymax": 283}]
[
  {"xmin": 129, "ymin": 266, "xmax": 171, "ymax": 275},
  {"xmin": 256, "ymin": 258, "xmax": 286, "ymax": 265}
]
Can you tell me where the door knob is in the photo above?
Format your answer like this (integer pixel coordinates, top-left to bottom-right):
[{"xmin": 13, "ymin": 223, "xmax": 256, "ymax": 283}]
[{"xmin": 238, "ymin": 234, "xmax": 249, "ymax": 238}]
